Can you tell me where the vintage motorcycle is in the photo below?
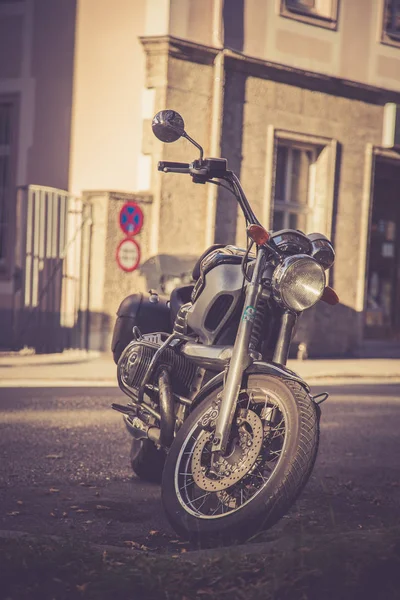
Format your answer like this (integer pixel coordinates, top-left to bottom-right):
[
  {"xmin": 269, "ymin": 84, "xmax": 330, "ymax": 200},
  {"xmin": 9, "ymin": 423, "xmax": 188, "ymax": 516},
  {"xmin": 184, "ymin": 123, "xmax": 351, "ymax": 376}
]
[{"xmin": 111, "ymin": 110, "xmax": 338, "ymax": 545}]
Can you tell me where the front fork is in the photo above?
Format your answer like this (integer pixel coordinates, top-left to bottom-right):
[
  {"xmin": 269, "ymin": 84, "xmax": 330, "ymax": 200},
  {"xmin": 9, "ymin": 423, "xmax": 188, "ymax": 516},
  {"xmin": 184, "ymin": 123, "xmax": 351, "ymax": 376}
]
[{"xmin": 212, "ymin": 248, "xmax": 266, "ymax": 456}]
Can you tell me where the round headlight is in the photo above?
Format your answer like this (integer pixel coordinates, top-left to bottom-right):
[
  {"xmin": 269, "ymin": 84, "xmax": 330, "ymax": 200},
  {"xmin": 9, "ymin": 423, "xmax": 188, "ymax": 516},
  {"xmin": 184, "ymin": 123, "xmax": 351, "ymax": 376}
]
[{"xmin": 272, "ymin": 255, "xmax": 326, "ymax": 312}]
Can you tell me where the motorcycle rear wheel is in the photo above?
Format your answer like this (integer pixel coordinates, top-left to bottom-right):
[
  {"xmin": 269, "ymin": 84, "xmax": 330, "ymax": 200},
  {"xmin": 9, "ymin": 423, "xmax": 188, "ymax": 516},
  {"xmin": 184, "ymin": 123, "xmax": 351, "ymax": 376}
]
[
  {"xmin": 130, "ymin": 439, "xmax": 165, "ymax": 483},
  {"xmin": 161, "ymin": 374, "xmax": 319, "ymax": 546}
]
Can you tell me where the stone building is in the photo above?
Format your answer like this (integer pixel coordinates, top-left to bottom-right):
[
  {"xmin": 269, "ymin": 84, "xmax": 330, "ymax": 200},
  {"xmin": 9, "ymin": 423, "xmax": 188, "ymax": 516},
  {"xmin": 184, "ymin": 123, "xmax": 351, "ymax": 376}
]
[{"xmin": 0, "ymin": 0, "xmax": 400, "ymax": 356}]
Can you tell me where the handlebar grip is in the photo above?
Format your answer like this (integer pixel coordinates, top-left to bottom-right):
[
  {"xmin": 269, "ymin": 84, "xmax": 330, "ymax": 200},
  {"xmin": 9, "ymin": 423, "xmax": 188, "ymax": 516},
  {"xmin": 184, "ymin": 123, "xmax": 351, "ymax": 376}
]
[{"xmin": 158, "ymin": 161, "xmax": 190, "ymax": 172}]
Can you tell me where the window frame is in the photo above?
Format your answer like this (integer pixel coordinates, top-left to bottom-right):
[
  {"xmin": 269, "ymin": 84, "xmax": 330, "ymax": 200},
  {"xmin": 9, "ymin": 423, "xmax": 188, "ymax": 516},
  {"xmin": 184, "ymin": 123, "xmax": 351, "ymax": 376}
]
[
  {"xmin": 381, "ymin": 0, "xmax": 400, "ymax": 48},
  {"xmin": 279, "ymin": 0, "xmax": 339, "ymax": 31},
  {"xmin": 273, "ymin": 142, "xmax": 318, "ymax": 232},
  {"xmin": 263, "ymin": 127, "xmax": 338, "ymax": 239}
]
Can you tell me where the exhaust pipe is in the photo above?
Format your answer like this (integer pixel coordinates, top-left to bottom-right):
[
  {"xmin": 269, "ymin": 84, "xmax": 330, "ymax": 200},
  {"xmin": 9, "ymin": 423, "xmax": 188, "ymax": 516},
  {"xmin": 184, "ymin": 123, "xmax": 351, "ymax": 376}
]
[
  {"xmin": 112, "ymin": 368, "xmax": 175, "ymax": 447},
  {"xmin": 112, "ymin": 403, "xmax": 161, "ymax": 443},
  {"xmin": 124, "ymin": 415, "xmax": 160, "ymax": 444},
  {"xmin": 158, "ymin": 369, "xmax": 175, "ymax": 447}
]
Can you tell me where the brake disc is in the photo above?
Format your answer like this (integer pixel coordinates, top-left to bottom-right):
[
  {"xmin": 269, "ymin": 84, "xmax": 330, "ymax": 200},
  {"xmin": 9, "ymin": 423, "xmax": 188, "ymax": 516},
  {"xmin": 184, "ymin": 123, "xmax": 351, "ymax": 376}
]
[{"xmin": 191, "ymin": 409, "xmax": 264, "ymax": 492}]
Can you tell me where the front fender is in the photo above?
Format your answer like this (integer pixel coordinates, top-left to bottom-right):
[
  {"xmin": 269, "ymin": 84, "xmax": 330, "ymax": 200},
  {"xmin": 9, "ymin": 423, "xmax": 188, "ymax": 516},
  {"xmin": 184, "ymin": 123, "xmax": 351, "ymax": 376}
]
[{"xmin": 190, "ymin": 361, "xmax": 310, "ymax": 412}]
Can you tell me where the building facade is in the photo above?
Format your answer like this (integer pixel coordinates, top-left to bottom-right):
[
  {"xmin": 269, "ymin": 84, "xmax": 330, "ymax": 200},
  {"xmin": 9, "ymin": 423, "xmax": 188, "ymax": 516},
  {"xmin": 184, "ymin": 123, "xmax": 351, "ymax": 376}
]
[{"xmin": 1, "ymin": 0, "xmax": 400, "ymax": 356}]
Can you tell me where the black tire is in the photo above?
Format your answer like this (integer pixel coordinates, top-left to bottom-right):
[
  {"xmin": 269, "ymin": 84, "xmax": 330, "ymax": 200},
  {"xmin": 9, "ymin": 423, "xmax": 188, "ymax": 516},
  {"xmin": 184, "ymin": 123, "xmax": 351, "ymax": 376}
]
[
  {"xmin": 161, "ymin": 374, "xmax": 319, "ymax": 546},
  {"xmin": 130, "ymin": 439, "xmax": 166, "ymax": 483}
]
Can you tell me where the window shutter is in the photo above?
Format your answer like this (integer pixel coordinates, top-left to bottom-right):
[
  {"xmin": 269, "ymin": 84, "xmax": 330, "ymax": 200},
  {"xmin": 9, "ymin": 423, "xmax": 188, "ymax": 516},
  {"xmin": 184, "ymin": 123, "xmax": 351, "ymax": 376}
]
[
  {"xmin": 263, "ymin": 124, "xmax": 277, "ymax": 230},
  {"xmin": 313, "ymin": 141, "xmax": 337, "ymax": 237},
  {"xmin": 382, "ymin": 103, "xmax": 400, "ymax": 149}
]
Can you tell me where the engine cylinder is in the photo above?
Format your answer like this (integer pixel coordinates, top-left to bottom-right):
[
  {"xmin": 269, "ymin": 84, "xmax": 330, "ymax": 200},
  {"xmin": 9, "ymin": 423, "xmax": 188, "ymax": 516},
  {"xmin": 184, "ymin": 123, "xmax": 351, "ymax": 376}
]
[{"xmin": 119, "ymin": 340, "xmax": 197, "ymax": 396}]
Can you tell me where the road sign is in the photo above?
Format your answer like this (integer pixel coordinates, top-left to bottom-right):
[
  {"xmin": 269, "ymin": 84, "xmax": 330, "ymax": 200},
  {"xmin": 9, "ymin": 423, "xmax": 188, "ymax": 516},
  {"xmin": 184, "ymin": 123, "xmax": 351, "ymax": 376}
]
[
  {"xmin": 116, "ymin": 238, "xmax": 140, "ymax": 272},
  {"xmin": 119, "ymin": 202, "xmax": 143, "ymax": 236}
]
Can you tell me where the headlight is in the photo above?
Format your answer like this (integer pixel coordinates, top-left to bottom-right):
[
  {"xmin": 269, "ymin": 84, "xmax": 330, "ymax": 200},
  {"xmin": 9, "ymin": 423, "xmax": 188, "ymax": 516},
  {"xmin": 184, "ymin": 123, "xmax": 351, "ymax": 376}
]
[
  {"xmin": 307, "ymin": 233, "xmax": 335, "ymax": 270},
  {"xmin": 272, "ymin": 255, "xmax": 326, "ymax": 312}
]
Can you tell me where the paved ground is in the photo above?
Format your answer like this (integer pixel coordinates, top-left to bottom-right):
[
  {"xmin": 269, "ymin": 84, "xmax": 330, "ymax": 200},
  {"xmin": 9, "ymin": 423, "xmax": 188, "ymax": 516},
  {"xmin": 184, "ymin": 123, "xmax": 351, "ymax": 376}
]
[{"xmin": 0, "ymin": 383, "xmax": 399, "ymax": 555}]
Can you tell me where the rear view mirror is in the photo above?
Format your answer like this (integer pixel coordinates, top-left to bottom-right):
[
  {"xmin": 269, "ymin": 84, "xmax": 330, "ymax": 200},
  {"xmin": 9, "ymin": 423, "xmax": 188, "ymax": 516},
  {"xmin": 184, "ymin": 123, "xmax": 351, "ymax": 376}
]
[{"xmin": 152, "ymin": 110, "xmax": 185, "ymax": 143}]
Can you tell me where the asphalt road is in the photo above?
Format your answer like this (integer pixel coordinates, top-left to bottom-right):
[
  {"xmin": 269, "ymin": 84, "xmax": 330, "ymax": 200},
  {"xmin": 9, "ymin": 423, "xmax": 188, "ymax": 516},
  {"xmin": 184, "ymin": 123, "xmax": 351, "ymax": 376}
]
[{"xmin": 0, "ymin": 384, "xmax": 399, "ymax": 553}]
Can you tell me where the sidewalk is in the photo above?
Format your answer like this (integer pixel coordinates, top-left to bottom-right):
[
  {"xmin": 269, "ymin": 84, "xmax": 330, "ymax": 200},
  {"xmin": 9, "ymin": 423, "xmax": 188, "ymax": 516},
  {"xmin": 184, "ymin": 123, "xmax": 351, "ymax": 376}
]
[
  {"xmin": 0, "ymin": 350, "xmax": 116, "ymax": 387},
  {"xmin": 1, "ymin": 350, "xmax": 400, "ymax": 387}
]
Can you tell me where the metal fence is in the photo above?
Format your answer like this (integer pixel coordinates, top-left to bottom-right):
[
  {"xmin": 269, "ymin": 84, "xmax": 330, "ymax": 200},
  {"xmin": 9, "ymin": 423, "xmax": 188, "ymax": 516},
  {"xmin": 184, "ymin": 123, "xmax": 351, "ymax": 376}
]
[{"xmin": 13, "ymin": 185, "xmax": 92, "ymax": 353}]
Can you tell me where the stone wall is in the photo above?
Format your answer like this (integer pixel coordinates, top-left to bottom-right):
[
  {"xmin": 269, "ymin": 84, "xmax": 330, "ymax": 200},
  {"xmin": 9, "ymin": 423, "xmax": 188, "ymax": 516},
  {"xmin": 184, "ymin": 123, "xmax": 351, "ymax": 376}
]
[
  {"xmin": 219, "ymin": 59, "xmax": 385, "ymax": 356},
  {"xmin": 141, "ymin": 37, "xmax": 218, "ymax": 260},
  {"xmin": 83, "ymin": 191, "xmax": 153, "ymax": 351},
  {"xmin": 84, "ymin": 188, "xmax": 202, "ymax": 352}
]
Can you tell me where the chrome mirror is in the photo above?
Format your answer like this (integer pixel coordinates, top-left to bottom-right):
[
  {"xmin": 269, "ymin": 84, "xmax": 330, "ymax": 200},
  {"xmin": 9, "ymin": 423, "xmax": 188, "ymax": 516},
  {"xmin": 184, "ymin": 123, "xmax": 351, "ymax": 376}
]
[
  {"xmin": 152, "ymin": 110, "xmax": 185, "ymax": 143},
  {"xmin": 152, "ymin": 110, "xmax": 204, "ymax": 160}
]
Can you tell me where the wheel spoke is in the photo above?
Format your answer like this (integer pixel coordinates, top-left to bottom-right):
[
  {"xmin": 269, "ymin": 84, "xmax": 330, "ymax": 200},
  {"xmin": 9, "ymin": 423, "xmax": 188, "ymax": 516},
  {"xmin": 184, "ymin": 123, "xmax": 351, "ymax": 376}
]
[
  {"xmin": 210, "ymin": 498, "xmax": 224, "ymax": 516},
  {"xmin": 191, "ymin": 491, "xmax": 210, "ymax": 504},
  {"xmin": 269, "ymin": 448, "xmax": 283, "ymax": 459},
  {"xmin": 180, "ymin": 478, "xmax": 195, "ymax": 489},
  {"xmin": 251, "ymin": 470, "xmax": 268, "ymax": 483}
]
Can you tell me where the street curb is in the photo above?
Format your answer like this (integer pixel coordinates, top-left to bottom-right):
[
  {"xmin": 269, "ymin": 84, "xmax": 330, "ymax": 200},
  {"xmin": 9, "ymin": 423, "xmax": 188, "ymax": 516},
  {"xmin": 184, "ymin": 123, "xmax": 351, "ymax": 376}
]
[
  {"xmin": 307, "ymin": 376, "xmax": 400, "ymax": 386},
  {"xmin": 0, "ymin": 350, "xmax": 101, "ymax": 368},
  {"xmin": 0, "ymin": 380, "xmax": 118, "ymax": 388}
]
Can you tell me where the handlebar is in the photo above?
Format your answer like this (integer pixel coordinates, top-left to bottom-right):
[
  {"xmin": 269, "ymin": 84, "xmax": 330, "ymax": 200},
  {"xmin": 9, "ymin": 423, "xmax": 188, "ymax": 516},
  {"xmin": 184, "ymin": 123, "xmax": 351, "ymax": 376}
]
[
  {"xmin": 158, "ymin": 161, "xmax": 190, "ymax": 173},
  {"xmin": 158, "ymin": 158, "xmax": 227, "ymax": 179},
  {"xmin": 157, "ymin": 158, "xmax": 260, "ymax": 226}
]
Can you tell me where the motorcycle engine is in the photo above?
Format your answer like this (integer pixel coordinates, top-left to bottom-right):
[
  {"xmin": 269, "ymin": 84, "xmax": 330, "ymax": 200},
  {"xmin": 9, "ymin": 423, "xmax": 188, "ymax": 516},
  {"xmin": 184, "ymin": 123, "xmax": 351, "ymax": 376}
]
[{"xmin": 118, "ymin": 339, "xmax": 197, "ymax": 397}]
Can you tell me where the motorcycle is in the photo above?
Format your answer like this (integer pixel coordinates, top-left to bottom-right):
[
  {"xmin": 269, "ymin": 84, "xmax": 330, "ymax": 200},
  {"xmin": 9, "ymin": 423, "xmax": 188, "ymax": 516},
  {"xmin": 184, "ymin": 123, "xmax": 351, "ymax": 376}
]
[{"xmin": 111, "ymin": 109, "xmax": 339, "ymax": 545}]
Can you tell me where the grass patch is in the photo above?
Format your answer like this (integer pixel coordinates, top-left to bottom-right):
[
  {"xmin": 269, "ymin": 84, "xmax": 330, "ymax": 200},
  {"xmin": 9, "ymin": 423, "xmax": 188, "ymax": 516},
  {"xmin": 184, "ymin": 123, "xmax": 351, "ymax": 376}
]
[{"xmin": 0, "ymin": 529, "xmax": 399, "ymax": 599}]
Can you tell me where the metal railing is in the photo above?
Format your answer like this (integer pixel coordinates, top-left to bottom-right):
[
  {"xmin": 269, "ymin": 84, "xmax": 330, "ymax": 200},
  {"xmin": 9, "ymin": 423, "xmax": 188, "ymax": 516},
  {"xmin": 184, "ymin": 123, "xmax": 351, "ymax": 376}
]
[{"xmin": 13, "ymin": 185, "xmax": 92, "ymax": 353}]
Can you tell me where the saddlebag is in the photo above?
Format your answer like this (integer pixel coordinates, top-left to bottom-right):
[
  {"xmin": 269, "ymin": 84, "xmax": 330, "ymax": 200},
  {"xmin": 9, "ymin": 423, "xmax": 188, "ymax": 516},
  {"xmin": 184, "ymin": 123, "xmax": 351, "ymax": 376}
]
[{"xmin": 111, "ymin": 292, "xmax": 171, "ymax": 364}]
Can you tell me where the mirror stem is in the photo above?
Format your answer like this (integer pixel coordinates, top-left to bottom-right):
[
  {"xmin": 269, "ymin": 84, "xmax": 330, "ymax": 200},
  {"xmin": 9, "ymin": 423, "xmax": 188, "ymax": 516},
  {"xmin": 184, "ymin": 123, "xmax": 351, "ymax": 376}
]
[{"xmin": 183, "ymin": 132, "xmax": 204, "ymax": 161}]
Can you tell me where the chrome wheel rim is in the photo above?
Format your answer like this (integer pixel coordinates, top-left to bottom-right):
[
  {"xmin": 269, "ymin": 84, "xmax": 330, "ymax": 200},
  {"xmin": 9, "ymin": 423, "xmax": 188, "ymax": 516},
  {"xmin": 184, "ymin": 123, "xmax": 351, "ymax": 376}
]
[{"xmin": 174, "ymin": 385, "xmax": 288, "ymax": 520}]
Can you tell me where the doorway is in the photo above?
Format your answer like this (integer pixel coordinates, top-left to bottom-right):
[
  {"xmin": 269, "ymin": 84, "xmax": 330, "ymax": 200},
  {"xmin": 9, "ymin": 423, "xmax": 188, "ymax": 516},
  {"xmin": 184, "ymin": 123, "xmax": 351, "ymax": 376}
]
[{"xmin": 365, "ymin": 156, "xmax": 400, "ymax": 340}]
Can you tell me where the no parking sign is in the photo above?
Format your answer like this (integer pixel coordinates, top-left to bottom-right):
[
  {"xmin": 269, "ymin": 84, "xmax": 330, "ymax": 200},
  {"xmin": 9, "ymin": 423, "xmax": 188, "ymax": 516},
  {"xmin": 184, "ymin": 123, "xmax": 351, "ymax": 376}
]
[{"xmin": 119, "ymin": 202, "xmax": 143, "ymax": 237}]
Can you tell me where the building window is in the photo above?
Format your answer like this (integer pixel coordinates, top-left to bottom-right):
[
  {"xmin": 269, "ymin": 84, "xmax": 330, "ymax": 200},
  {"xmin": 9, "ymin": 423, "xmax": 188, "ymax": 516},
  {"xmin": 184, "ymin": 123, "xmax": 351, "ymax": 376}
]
[
  {"xmin": 0, "ymin": 100, "xmax": 15, "ymax": 268},
  {"xmin": 272, "ymin": 143, "xmax": 317, "ymax": 232},
  {"xmin": 264, "ymin": 128, "xmax": 337, "ymax": 240},
  {"xmin": 382, "ymin": 0, "xmax": 400, "ymax": 46},
  {"xmin": 280, "ymin": 0, "xmax": 339, "ymax": 30}
]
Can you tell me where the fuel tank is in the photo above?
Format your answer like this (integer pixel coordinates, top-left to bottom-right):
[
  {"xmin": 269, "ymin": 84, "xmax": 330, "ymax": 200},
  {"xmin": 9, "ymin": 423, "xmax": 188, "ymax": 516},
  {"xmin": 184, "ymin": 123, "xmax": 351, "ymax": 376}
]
[{"xmin": 186, "ymin": 245, "xmax": 254, "ymax": 346}]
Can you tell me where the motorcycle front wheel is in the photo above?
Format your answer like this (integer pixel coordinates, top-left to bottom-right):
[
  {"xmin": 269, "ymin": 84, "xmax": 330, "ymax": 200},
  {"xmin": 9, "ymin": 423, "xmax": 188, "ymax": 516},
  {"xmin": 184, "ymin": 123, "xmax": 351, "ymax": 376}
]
[{"xmin": 161, "ymin": 374, "xmax": 319, "ymax": 546}]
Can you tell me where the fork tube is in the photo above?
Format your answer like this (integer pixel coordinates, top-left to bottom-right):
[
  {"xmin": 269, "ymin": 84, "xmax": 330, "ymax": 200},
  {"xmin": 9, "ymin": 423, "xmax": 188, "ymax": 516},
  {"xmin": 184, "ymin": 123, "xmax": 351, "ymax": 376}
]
[
  {"xmin": 212, "ymin": 248, "xmax": 266, "ymax": 455},
  {"xmin": 272, "ymin": 311, "xmax": 297, "ymax": 366}
]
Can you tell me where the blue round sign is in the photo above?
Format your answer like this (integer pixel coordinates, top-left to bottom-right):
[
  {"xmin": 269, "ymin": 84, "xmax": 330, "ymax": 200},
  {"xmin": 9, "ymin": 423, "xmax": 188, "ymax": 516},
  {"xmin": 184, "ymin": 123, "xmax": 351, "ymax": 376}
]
[{"xmin": 119, "ymin": 202, "xmax": 143, "ymax": 236}]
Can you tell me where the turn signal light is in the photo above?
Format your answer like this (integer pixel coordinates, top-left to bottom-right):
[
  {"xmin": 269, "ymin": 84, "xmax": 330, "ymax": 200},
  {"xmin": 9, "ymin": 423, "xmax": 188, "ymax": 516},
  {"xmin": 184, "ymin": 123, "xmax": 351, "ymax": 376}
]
[
  {"xmin": 321, "ymin": 286, "xmax": 339, "ymax": 305},
  {"xmin": 247, "ymin": 224, "xmax": 270, "ymax": 246}
]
